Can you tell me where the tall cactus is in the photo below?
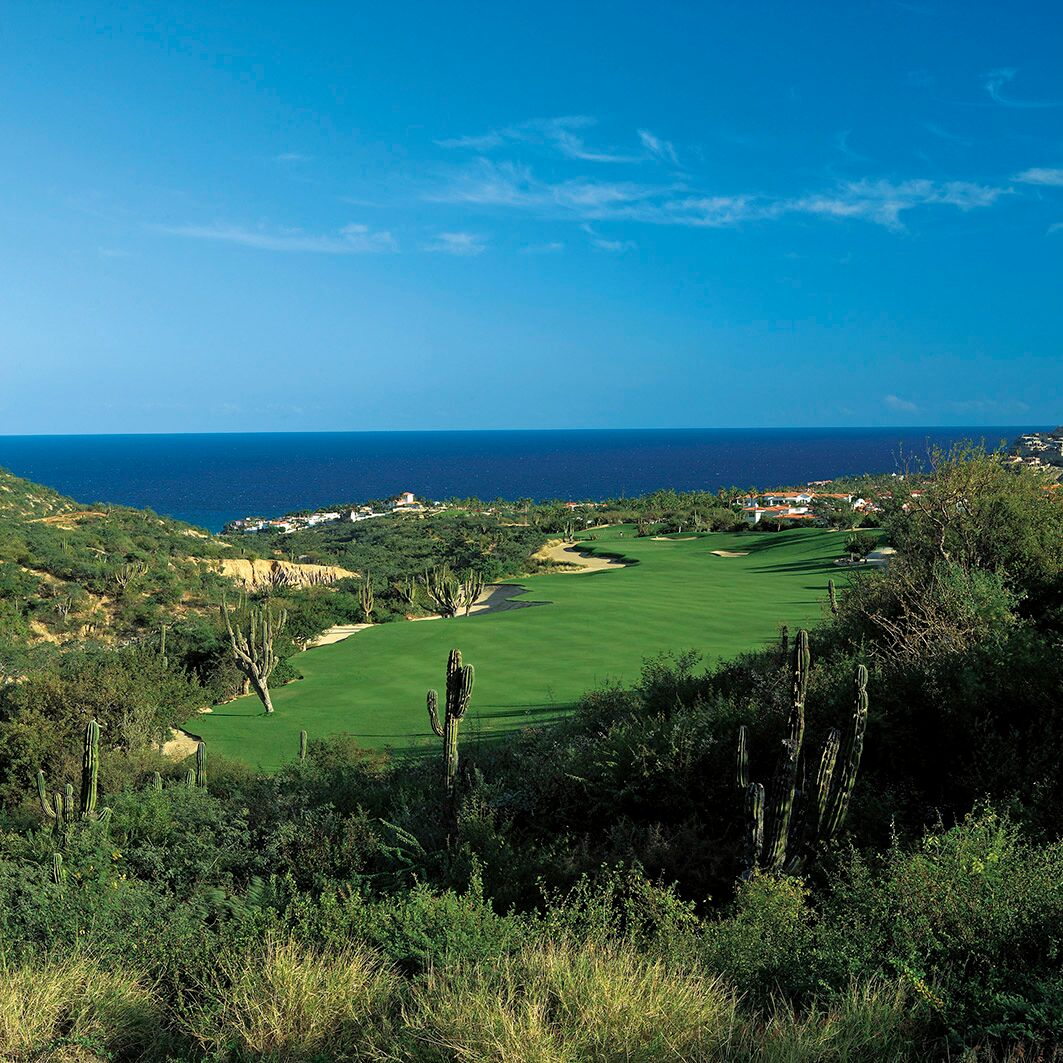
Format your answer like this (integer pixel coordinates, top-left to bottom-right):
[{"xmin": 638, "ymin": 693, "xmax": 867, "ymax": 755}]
[
  {"xmin": 828, "ymin": 578, "xmax": 839, "ymax": 616},
  {"xmin": 195, "ymin": 741, "xmax": 206, "ymax": 788},
  {"xmin": 151, "ymin": 771, "xmax": 163, "ymax": 792},
  {"xmin": 299, "ymin": 729, "xmax": 308, "ymax": 761},
  {"xmin": 80, "ymin": 719, "xmax": 100, "ymax": 818},
  {"xmin": 736, "ymin": 633, "xmax": 869, "ymax": 877},
  {"xmin": 221, "ymin": 599, "xmax": 287, "ymax": 714},
  {"xmin": 51, "ymin": 852, "xmax": 65, "ymax": 886},
  {"xmin": 426, "ymin": 649, "xmax": 475, "ymax": 830},
  {"xmin": 359, "ymin": 574, "xmax": 375, "ymax": 623},
  {"xmin": 184, "ymin": 767, "xmax": 196, "ymax": 789},
  {"xmin": 34, "ymin": 718, "xmax": 110, "ymax": 835}
]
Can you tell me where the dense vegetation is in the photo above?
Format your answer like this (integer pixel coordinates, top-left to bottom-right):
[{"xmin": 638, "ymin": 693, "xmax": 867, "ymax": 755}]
[{"xmin": 0, "ymin": 448, "xmax": 1060, "ymax": 1060}]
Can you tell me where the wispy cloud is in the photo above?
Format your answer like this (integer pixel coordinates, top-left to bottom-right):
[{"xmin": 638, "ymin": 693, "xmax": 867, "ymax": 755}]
[
  {"xmin": 1014, "ymin": 167, "xmax": 1063, "ymax": 186},
  {"xmin": 423, "ymin": 231, "xmax": 487, "ymax": 255},
  {"xmin": 441, "ymin": 118, "xmax": 682, "ymax": 167},
  {"xmin": 637, "ymin": 129, "xmax": 678, "ymax": 165},
  {"xmin": 157, "ymin": 222, "xmax": 396, "ymax": 253},
  {"xmin": 834, "ymin": 129, "xmax": 871, "ymax": 162},
  {"xmin": 923, "ymin": 122, "xmax": 972, "ymax": 147},
  {"xmin": 433, "ymin": 160, "xmax": 1006, "ymax": 232},
  {"xmin": 1048, "ymin": 222, "xmax": 1063, "ymax": 235},
  {"xmin": 884, "ymin": 394, "xmax": 920, "ymax": 412},
  {"xmin": 520, "ymin": 241, "xmax": 565, "ymax": 254},
  {"xmin": 983, "ymin": 68, "xmax": 1062, "ymax": 108},
  {"xmin": 944, "ymin": 397, "xmax": 1030, "ymax": 414},
  {"xmin": 582, "ymin": 224, "xmax": 636, "ymax": 252}
]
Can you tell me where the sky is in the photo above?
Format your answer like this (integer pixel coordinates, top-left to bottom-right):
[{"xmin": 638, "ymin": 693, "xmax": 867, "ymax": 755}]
[{"xmin": 0, "ymin": 1, "xmax": 1061, "ymax": 434}]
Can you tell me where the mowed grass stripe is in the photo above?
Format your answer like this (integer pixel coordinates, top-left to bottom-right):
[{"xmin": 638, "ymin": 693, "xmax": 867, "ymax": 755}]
[{"xmin": 190, "ymin": 527, "xmax": 847, "ymax": 770}]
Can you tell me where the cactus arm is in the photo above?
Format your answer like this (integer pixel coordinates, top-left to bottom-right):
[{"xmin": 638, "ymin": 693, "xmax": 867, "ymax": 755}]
[
  {"xmin": 36, "ymin": 770, "xmax": 56, "ymax": 818},
  {"xmin": 736, "ymin": 725, "xmax": 749, "ymax": 790},
  {"xmin": 740, "ymin": 783, "xmax": 765, "ymax": 879},
  {"xmin": 763, "ymin": 630, "xmax": 809, "ymax": 871},
  {"xmin": 427, "ymin": 690, "xmax": 444, "ymax": 737},
  {"xmin": 821, "ymin": 664, "xmax": 869, "ymax": 841}
]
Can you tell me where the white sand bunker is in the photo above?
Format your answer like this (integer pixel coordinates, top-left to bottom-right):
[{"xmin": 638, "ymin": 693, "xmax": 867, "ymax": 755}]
[
  {"xmin": 711, "ymin": 550, "xmax": 749, "ymax": 557},
  {"xmin": 651, "ymin": 535, "xmax": 696, "ymax": 541}
]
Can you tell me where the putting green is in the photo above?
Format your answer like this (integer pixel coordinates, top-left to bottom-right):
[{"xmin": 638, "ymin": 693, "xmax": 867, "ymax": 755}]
[{"xmin": 189, "ymin": 527, "xmax": 847, "ymax": 770}]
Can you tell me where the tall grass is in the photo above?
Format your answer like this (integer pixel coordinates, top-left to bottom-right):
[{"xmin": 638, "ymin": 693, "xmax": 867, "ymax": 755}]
[
  {"xmin": 0, "ymin": 952, "xmax": 163, "ymax": 1060},
  {"xmin": 184, "ymin": 935, "xmax": 397, "ymax": 1061}
]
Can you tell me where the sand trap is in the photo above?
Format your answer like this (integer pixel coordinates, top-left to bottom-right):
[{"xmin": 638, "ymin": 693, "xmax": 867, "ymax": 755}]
[
  {"xmin": 162, "ymin": 727, "xmax": 201, "ymax": 760},
  {"xmin": 536, "ymin": 540, "xmax": 627, "ymax": 573},
  {"xmin": 711, "ymin": 550, "xmax": 749, "ymax": 558},
  {"xmin": 309, "ymin": 623, "xmax": 371, "ymax": 647},
  {"xmin": 652, "ymin": 535, "xmax": 696, "ymax": 541}
]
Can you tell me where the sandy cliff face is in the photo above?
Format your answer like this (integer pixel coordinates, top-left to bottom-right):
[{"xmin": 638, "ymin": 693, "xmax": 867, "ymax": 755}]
[{"xmin": 206, "ymin": 558, "xmax": 357, "ymax": 591}]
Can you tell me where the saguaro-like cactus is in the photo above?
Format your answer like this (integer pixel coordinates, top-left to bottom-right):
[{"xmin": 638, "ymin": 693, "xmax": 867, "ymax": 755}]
[
  {"xmin": 184, "ymin": 767, "xmax": 196, "ymax": 789},
  {"xmin": 52, "ymin": 852, "xmax": 65, "ymax": 886},
  {"xmin": 736, "ymin": 633, "xmax": 869, "ymax": 877},
  {"xmin": 151, "ymin": 771, "xmax": 163, "ymax": 792},
  {"xmin": 359, "ymin": 574, "xmax": 375, "ymax": 623},
  {"xmin": 80, "ymin": 719, "xmax": 100, "ymax": 818},
  {"xmin": 426, "ymin": 649, "xmax": 475, "ymax": 814},
  {"xmin": 828, "ymin": 579, "xmax": 839, "ymax": 616},
  {"xmin": 34, "ymin": 719, "xmax": 110, "ymax": 835},
  {"xmin": 195, "ymin": 742, "xmax": 206, "ymax": 788},
  {"xmin": 422, "ymin": 568, "xmax": 485, "ymax": 619},
  {"xmin": 299, "ymin": 730, "xmax": 308, "ymax": 761}
]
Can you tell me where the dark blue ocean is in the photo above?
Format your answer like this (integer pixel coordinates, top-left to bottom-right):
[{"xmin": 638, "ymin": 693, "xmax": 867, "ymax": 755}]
[{"xmin": 0, "ymin": 428, "xmax": 1037, "ymax": 532}]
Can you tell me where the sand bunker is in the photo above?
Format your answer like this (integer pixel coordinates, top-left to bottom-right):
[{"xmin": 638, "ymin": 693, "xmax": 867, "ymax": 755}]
[
  {"xmin": 536, "ymin": 541, "xmax": 627, "ymax": 572},
  {"xmin": 711, "ymin": 550, "xmax": 749, "ymax": 558},
  {"xmin": 651, "ymin": 535, "xmax": 696, "ymax": 541}
]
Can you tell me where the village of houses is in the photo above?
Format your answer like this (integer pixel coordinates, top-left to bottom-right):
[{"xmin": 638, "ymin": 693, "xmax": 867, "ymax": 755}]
[{"xmin": 224, "ymin": 484, "xmax": 888, "ymax": 536}]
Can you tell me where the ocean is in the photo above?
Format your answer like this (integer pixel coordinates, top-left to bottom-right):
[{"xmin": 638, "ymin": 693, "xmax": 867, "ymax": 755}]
[{"xmin": 0, "ymin": 428, "xmax": 1036, "ymax": 532}]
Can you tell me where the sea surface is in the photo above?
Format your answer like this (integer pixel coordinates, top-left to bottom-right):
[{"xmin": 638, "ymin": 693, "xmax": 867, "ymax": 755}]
[{"xmin": 0, "ymin": 428, "xmax": 1037, "ymax": 532}]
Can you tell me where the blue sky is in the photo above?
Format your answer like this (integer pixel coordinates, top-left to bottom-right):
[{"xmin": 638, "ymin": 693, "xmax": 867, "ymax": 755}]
[{"xmin": 1, "ymin": 1, "xmax": 1061, "ymax": 433}]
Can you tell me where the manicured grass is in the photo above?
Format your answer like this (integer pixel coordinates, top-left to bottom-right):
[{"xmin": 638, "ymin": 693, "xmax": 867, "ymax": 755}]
[{"xmin": 189, "ymin": 527, "xmax": 848, "ymax": 770}]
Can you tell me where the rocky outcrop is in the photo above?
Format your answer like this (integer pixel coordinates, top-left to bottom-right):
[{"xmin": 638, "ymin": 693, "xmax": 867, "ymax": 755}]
[{"xmin": 205, "ymin": 558, "xmax": 357, "ymax": 591}]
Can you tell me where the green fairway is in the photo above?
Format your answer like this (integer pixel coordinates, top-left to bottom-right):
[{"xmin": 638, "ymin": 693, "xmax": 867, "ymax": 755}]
[{"xmin": 189, "ymin": 527, "xmax": 847, "ymax": 770}]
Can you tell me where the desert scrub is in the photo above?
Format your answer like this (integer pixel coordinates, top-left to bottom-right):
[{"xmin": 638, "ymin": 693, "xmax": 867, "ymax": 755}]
[
  {"xmin": 183, "ymin": 935, "xmax": 397, "ymax": 1061},
  {"xmin": 0, "ymin": 951, "xmax": 165, "ymax": 1060},
  {"xmin": 404, "ymin": 941, "xmax": 739, "ymax": 1062}
]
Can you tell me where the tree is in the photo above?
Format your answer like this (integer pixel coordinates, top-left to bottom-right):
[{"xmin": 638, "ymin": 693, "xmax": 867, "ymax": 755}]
[
  {"xmin": 845, "ymin": 534, "xmax": 875, "ymax": 563},
  {"xmin": 220, "ymin": 599, "xmax": 287, "ymax": 714}
]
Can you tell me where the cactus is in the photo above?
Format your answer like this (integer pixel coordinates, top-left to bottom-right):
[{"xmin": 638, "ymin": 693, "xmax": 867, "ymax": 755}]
[
  {"xmin": 359, "ymin": 574, "xmax": 375, "ymax": 623},
  {"xmin": 151, "ymin": 771, "xmax": 163, "ymax": 792},
  {"xmin": 80, "ymin": 719, "xmax": 100, "ymax": 818},
  {"xmin": 299, "ymin": 729, "xmax": 308, "ymax": 761},
  {"xmin": 221, "ymin": 599, "xmax": 287, "ymax": 714},
  {"xmin": 828, "ymin": 578, "xmax": 839, "ymax": 615},
  {"xmin": 736, "ymin": 632, "xmax": 869, "ymax": 877},
  {"xmin": 51, "ymin": 852, "xmax": 65, "ymax": 886},
  {"xmin": 195, "ymin": 742, "xmax": 206, "ymax": 788},
  {"xmin": 779, "ymin": 624, "xmax": 790, "ymax": 657},
  {"xmin": 422, "ymin": 567, "xmax": 485, "ymax": 619},
  {"xmin": 33, "ymin": 719, "xmax": 111, "ymax": 842},
  {"xmin": 184, "ymin": 767, "xmax": 196, "ymax": 789},
  {"xmin": 427, "ymin": 649, "xmax": 475, "ymax": 832}
]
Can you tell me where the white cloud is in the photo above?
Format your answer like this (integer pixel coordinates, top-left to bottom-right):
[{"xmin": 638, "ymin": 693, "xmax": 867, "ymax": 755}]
[
  {"xmin": 582, "ymin": 224, "xmax": 636, "ymax": 252},
  {"xmin": 884, "ymin": 394, "xmax": 920, "ymax": 413},
  {"xmin": 520, "ymin": 241, "xmax": 565, "ymax": 254},
  {"xmin": 433, "ymin": 161, "xmax": 1005, "ymax": 232},
  {"xmin": 983, "ymin": 68, "xmax": 1062, "ymax": 108},
  {"xmin": 637, "ymin": 129, "xmax": 678, "ymax": 165},
  {"xmin": 438, "ymin": 116, "xmax": 639, "ymax": 164},
  {"xmin": 423, "ymin": 231, "xmax": 487, "ymax": 255},
  {"xmin": 157, "ymin": 222, "xmax": 396, "ymax": 253},
  {"xmin": 1014, "ymin": 167, "xmax": 1063, "ymax": 186}
]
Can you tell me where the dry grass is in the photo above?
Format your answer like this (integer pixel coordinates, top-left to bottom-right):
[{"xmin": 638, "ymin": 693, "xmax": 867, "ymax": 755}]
[
  {"xmin": 407, "ymin": 942, "xmax": 739, "ymax": 1062},
  {"xmin": 0, "ymin": 952, "xmax": 163, "ymax": 1060},
  {"xmin": 185, "ymin": 935, "xmax": 397, "ymax": 1061}
]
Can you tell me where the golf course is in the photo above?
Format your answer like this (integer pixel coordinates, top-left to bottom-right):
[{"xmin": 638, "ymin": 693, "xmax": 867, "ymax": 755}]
[{"xmin": 189, "ymin": 526, "xmax": 850, "ymax": 770}]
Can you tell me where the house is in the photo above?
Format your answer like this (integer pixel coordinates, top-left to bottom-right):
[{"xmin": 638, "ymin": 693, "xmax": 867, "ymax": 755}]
[{"xmin": 391, "ymin": 491, "xmax": 418, "ymax": 509}]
